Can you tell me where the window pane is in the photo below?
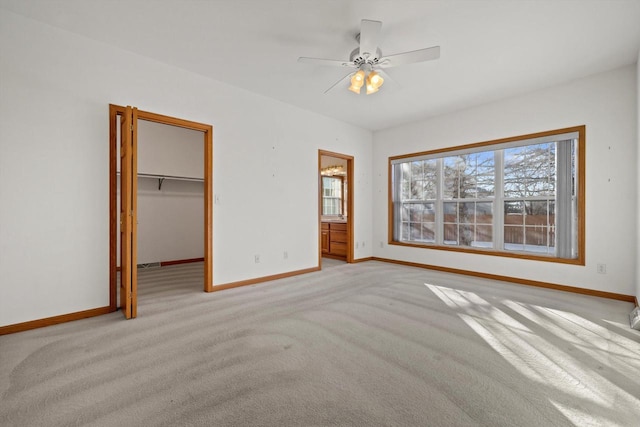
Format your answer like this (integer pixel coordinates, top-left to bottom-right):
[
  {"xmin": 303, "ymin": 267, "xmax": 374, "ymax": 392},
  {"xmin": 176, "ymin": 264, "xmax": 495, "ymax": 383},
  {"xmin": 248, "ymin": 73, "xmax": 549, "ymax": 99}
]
[
  {"xmin": 460, "ymin": 224, "xmax": 474, "ymax": 246},
  {"xmin": 422, "ymin": 204, "xmax": 436, "ymax": 222},
  {"xmin": 477, "ymin": 177, "xmax": 495, "ymax": 198},
  {"xmin": 322, "ymin": 197, "xmax": 341, "ymax": 215},
  {"xmin": 400, "ymin": 163, "xmax": 412, "ymax": 200},
  {"xmin": 476, "ymin": 152, "xmax": 495, "ymax": 197},
  {"xmin": 504, "ymin": 146, "xmax": 527, "ymax": 198},
  {"xmin": 525, "ymin": 200, "xmax": 549, "ymax": 226},
  {"xmin": 476, "ymin": 225, "xmax": 493, "ymax": 245},
  {"xmin": 402, "ymin": 159, "xmax": 438, "ymax": 201},
  {"xmin": 444, "ymin": 156, "xmax": 476, "ymax": 199},
  {"xmin": 401, "ymin": 222, "xmax": 409, "ymax": 241},
  {"xmin": 409, "ymin": 223, "xmax": 422, "ymax": 241},
  {"xmin": 399, "ymin": 202, "xmax": 436, "ymax": 243},
  {"xmin": 526, "ymin": 143, "xmax": 556, "ymax": 196},
  {"xmin": 444, "ymin": 224, "xmax": 458, "ymax": 245},
  {"xmin": 410, "ymin": 178, "xmax": 424, "ymax": 200},
  {"xmin": 460, "ymin": 202, "xmax": 475, "ymax": 224},
  {"xmin": 409, "ymin": 204, "xmax": 423, "ymax": 222},
  {"xmin": 410, "ymin": 203, "xmax": 435, "ymax": 222},
  {"xmin": 421, "ymin": 223, "xmax": 436, "ymax": 242},
  {"xmin": 404, "ymin": 221, "xmax": 435, "ymax": 243},
  {"xmin": 322, "ymin": 177, "xmax": 342, "ymax": 215},
  {"xmin": 443, "ymin": 152, "xmax": 493, "ymax": 199},
  {"xmin": 525, "ymin": 226, "xmax": 549, "ymax": 250},
  {"xmin": 476, "ymin": 202, "xmax": 493, "ymax": 224},
  {"xmin": 443, "ymin": 202, "xmax": 458, "ymax": 223},
  {"xmin": 505, "ymin": 143, "xmax": 556, "ymax": 198},
  {"xmin": 322, "ymin": 177, "xmax": 342, "ymax": 197},
  {"xmin": 401, "ymin": 204, "xmax": 410, "ymax": 222},
  {"xmin": 422, "ymin": 159, "xmax": 438, "ymax": 200},
  {"xmin": 504, "ymin": 225, "xmax": 524, "ymax": 251},
  {"xmin": 504, "ymin": 201, "xmax": 524, "ymax": 224}
]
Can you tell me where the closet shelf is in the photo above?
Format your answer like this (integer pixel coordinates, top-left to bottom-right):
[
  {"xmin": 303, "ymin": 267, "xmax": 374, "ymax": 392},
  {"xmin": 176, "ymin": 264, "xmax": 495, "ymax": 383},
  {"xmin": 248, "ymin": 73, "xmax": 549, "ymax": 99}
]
[{"xmin": 117, "ymin": 172, "xmax": 204, "ymax": 190}]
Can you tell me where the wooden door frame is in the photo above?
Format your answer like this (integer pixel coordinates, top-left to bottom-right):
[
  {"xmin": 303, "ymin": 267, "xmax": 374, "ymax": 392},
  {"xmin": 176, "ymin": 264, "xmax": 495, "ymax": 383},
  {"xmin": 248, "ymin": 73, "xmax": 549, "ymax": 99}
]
[
  {"xmin": 109, "ymin": 104, "xmax": 214, "ymax": 313},
  {"xmin": 318, "ymin": 150, "xmax": 354, "ymax": 265}
]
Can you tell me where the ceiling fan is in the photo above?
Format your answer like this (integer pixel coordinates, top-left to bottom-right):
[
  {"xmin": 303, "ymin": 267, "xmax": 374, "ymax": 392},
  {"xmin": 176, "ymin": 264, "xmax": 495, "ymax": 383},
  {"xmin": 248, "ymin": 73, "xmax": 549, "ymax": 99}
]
[{"xmin": 298, "ymin": 19, "xmax": 440, "ymax": 95}]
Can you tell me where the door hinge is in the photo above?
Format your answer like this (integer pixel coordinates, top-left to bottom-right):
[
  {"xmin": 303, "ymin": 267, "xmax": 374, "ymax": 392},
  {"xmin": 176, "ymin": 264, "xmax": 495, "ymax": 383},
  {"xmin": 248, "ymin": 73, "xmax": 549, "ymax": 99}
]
[{"xmin": 130, "ymin": 124, "xmax": 134, "ymax": 131}]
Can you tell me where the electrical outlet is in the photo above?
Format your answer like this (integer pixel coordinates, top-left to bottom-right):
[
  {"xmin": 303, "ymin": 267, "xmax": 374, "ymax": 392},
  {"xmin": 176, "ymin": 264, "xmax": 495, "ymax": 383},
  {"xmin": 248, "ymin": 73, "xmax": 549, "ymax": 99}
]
[
  {"xmin": 355, "ymin": 242, "xmax": 359, "ymax": 249},
  {"xmin": 254, "ymin": 255, "xmax": 260, "ymax": 263},
  {"xmin": 597, "ymin": 263, "xmax": 606, "ymax": 274},
  {"xmin": 380, "ymin": 241, "xmax": 384, "ymax": 248},
  {"xmin": 362, "ymin": 241, "xmax": 365, "ymax": 248},
  {"xmin": 283, "ymin": 251, "xmax": 288, "ymax": 259}
]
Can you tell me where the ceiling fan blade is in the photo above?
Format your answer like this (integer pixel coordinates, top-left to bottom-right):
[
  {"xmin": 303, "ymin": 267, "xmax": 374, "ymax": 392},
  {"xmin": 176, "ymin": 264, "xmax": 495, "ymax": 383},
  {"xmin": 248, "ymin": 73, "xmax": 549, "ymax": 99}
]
[
  {"xmin": 375, "ymin": 69, "xmax": 401, "ymax": 91},
  {"xmin": 378, "ymin": 46, "xmax": 440, "ymax": 68},
  {"xmin": 298, "ymin": 57, "xmax": 356, "ymax": 67},
  {"xmin": 324, "ymin": 72, "xmax": 356, "ymax": 94},
  {"xmin": 358, "ymin": 19, "xmax": 382, "ymax": 59}
]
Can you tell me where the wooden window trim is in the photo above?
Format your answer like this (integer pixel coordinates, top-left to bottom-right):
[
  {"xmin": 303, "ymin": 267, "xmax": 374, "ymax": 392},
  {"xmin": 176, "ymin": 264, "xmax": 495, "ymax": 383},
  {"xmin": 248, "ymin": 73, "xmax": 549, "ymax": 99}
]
[{"xmin": 387, "ymin": 125, "xmax": 586, "ymax": 265}]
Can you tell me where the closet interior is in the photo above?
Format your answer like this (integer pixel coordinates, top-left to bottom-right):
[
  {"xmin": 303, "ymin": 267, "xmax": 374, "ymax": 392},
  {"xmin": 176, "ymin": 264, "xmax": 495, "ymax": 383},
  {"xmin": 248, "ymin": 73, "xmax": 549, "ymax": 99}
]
[{"xmin": 117, "ymin": 119, "xmax": 205, "ymax": 308}]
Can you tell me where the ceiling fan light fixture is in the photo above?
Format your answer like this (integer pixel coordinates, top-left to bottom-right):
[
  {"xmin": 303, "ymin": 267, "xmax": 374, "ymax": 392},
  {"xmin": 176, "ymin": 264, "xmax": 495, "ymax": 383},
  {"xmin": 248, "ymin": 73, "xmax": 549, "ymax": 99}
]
[
  {"xmin": 365, "ymin": 71, "xmax": 384, "ymax": 94},
  {"xmin": 352, "ymin": 69, "xmax": 365, "ymax": 83},
  {"xmin": 348, "ymin": 70, "xmax": 365, "ymax": 94}
]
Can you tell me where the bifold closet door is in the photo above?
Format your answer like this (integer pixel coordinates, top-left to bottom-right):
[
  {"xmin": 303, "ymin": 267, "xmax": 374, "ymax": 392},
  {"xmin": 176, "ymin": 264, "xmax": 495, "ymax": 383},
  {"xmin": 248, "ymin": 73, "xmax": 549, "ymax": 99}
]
[{"xmin": 119, "ymin": 106, "xmax": 138, "ymax": 319}]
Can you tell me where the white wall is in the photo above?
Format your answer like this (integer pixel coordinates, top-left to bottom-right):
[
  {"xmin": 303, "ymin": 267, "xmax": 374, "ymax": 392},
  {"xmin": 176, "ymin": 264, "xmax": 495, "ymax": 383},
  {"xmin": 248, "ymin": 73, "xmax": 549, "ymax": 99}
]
[
  {"xmin": 116, "ymin": 177, "xmax": 204, "ymax": 266},
  {"xmin": 136, "ymin": 178, "xmax": 203, "ymax": 265},
  {"xmin": 137, "ymin": 120, "xmax": 204, "ymax": 179},
  {"xmin": 0, "ymin": 11, "xmax": 373, "ymax": 327},
  {"xmin": 373, "ymin": 65, "xmax": 638, "ymax": 296}
]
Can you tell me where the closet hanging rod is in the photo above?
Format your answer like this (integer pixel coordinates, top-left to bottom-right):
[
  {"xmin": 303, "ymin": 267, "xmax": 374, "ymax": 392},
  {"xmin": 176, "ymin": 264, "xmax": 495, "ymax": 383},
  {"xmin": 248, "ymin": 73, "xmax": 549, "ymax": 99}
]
[
  {"xmin": 116, "ymin": 171, "xmax": 204, "ymax": 181},
  {"xmin": 137, "ymin": 173, "xmax": 204, "ymax": 182},
  {"xmin": 116, "ymin": 172, "xmax": 204, "ymax": 190}
]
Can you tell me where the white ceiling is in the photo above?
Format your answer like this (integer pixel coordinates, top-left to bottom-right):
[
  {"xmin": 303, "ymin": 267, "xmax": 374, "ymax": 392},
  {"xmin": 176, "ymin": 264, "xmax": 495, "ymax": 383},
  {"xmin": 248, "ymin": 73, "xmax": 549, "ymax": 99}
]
[{"xmin": 2, "ymin": 0, "xmax": 640, "ymax": 131}]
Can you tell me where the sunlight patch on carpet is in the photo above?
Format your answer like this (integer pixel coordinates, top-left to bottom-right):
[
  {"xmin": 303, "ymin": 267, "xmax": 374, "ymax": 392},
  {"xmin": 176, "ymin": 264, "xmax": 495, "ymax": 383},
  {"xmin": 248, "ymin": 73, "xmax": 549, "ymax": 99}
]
[{"xmin": 425, "ymin": 283, "xmax": 640, "ymax": 426}]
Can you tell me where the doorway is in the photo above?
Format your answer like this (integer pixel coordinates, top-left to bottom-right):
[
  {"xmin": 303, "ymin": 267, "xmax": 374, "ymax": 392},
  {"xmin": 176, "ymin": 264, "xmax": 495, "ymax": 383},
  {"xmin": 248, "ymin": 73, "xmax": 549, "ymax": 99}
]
[
  {"xmin": 109, "ymin": 105, "xmax": 213, "ymax": 319},
  {"xmin": 318, "ymin": 150, "xmax": 354, "ymax": 266}
]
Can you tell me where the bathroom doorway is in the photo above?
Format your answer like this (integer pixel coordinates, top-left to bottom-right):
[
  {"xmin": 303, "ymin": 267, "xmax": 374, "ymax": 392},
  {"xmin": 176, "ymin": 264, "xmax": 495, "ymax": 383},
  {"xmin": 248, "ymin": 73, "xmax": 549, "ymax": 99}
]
[{"xmin": 318, "ymin": 150, "xmax": 353, "ymax": 267}]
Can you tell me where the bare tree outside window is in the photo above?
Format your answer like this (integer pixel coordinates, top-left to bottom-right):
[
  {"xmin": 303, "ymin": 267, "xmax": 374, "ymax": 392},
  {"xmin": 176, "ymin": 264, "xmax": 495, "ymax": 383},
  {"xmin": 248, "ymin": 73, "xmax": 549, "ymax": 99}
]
[
  {"xmin": 442, "ymin": 151, "xmax": 494, "ymax": 247},
  {"xmin": 504, "ymin": 143, "xmax": 556, "ymax": 253}
]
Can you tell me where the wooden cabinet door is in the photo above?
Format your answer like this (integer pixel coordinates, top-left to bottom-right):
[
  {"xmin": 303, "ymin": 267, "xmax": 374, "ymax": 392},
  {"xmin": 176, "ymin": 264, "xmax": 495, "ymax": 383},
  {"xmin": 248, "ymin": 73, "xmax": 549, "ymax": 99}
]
[
  {"xmin": 321, "ymin": 230, "xmax": 330, "ymax": 253},
  {"xmin": 327, "ymin": 223, "xmax": 347, "ymax": 257}
]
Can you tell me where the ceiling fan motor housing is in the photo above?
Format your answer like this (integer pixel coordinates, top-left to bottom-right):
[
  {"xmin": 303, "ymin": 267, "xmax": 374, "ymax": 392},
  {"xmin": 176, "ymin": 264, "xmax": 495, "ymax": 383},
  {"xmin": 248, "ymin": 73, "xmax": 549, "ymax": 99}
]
[{"xmin": 350, "ymin": 47, "xmax": 382, "ymax": 67}]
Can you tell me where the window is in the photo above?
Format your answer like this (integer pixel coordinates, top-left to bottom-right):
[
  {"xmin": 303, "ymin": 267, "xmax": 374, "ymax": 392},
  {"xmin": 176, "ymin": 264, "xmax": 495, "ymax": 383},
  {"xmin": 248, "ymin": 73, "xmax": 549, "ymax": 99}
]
[
  {"xmin": 322, "ymin": 176, "xmax": 343, "ymax": 215},
  {"xmin": 390, "ymin": 126, "xmax": 584, "ymax": 263}
]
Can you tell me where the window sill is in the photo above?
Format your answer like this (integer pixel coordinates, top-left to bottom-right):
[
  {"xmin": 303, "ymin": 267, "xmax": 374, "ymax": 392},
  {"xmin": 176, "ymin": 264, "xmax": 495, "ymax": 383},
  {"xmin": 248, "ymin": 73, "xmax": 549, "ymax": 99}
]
[{"xmin": 388, "ymin": 240, "xmax": 584, "ymax": 266}]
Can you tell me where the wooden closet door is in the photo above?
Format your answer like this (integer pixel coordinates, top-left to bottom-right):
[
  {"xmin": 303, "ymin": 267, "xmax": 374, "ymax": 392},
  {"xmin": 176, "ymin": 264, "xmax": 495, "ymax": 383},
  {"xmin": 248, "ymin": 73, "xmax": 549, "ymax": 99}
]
[
  {"xmin": 119, "ymin": 106, "xmax": 138, "ymax": 319},
  {"xmin": 130, "ymin": 107, "xmax": 138, "ymax": 318}
]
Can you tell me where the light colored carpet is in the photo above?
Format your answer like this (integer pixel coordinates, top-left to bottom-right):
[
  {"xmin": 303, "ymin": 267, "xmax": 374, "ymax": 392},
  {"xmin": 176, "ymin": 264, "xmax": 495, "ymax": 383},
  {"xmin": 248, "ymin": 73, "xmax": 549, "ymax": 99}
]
[{"xmin": 1, "ymin": 261, "xmax": 639, "ymax": 426}]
